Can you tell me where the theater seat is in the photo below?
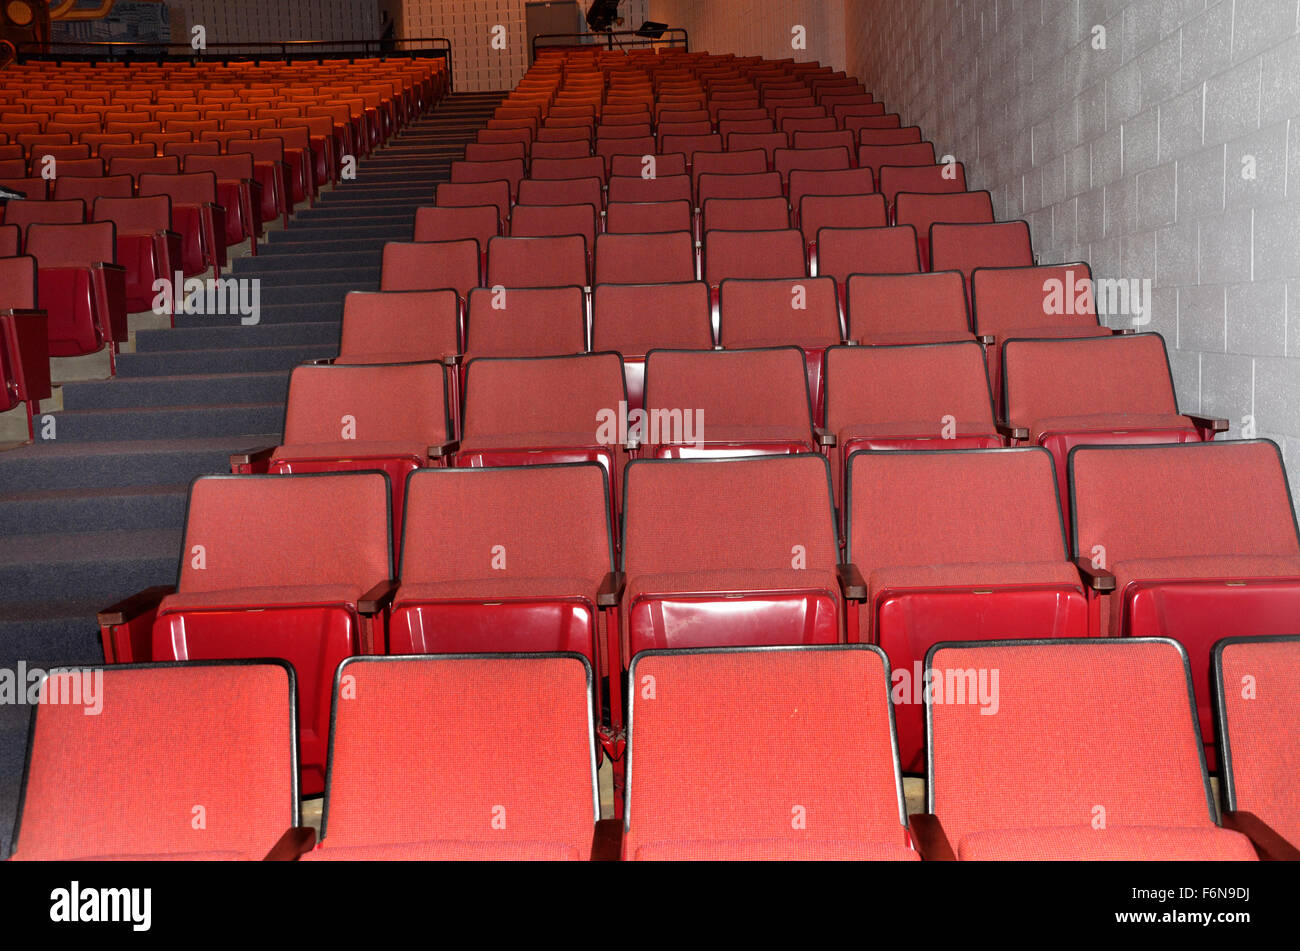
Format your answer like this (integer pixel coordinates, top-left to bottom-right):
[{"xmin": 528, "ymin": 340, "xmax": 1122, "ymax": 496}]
[
  {"xmin": 1070, "ymin": 440, "xmax": 1300, "ymax": 766},
  {"xmin": 27, "ymin": 221, "xmax": 127, "ymax": 371},
  {"xmin": 618, "ymin": 454, "xmax": 850, "ymax": 660},
  {"xmin": 301, "ymin": 655, "xmax": 599, "ymax": 861},
  {"xmin": 641, "ymin": 347, "xmax": 816, "ymax": 458},
  {"xmin": 1213, "ymin": 636, "xmax": 1300, "ymax": 857},
  {"xmin": 92, "ymin": 195, "xmax": 183, "ymax": 315},
  {"xmin": 622, "ymin": 645, "xmax": 918, "ymax": 861},
  {"xmin": 0, "ymin": 255, "xmax": 51, "ymax": 443},
  {"xmin": 6, "ymin": 661, "xmax": 306, "ymax": 862},
  {"xmin": 846, "ymin": 270, "xmax": 973, "ymax": 346},
  {"xmin": 917, "ymin": 639, "xmax": 1260, "ymax": 861},
  {"xmin": 1002, "ymin": 332, "xmax": 1225, "ymax": 530},
  {"xmin": 97, "ymin": 472, "xmax": 394, "ymax": 795},
  {"xmin": 845, "ymin": 448, "xmax": 1097, "ymax": 769}
]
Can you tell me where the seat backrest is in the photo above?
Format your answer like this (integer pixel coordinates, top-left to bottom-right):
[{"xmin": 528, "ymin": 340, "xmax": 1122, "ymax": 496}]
[
  {"xmin": 622, "ymin": 454, "xmax": 838, "ymax": 574},
  {"xmin": 1214, "ymin": 635, "xmax": 1300, "ymax": 847},
  {"xmin": 858, "ymin": 142, "xmax": 936, "ymax": 179},
  {"xmin": 825, "ymin": 341, "xmax": 996, "ymax": 436},
  {"xmin": 704, "ymin": 228, "xmax": 806, "ymax": 285},
  {"xmin": 846, "ymin": 448, "xmax": 1068, "ymax": 574},
  {"xmin": 878, "ymin": 163, "xmax": 966, "ymax": 206},
  {"xmin": 592, "ymin": 281, "xmax": 713, "ymax": 357},
  {"xmin": 701, "ymin": 196, "xmax": 790, "ymax": 232},
  {"xmin": 532, "ymin": 139, "xmax": 593, "ymax": 161},
  {"xmin": 0, "ymin": 254, "xmax": 36, "ymax": 308},
  {"xmin": 895, "ymin": 189, "xmax": 994, "ymax": 234},
  {"xmin": 509, "ymin": 202, "xmax": 597, "ymax": 248},
  {"xmin": 318, "ymin": 654, "xmax": 596, "ymax": 857},
  {"xmin": 604, "ymin": 198, "xmax": 693, "ymax": 234},
  {"xmin": 92, "ymin": 194, "xmax": 171, "ymax": 233},
  {"xmin": 184, "ymin": 152, "xmax": 254, "ymax": 179},
  {"xmin": 846, "ymin": 270, "xmax": 969, "ymax": 340},
  {"xmin": 25, "ymin": 221, "xmax": 115, "ymax": 268},
  {"xmin": 690, "ymin": 148, "xmax": 769, "ymax": 190},
  {"xmin": 413, "ymin": 204, "xmax": 500, "ymax": 246},
  {"xmin": 1069, "ymin": 440, "xmax": 1300, "ymax": 562},
  {"xmin": 464, "ymin": 141, "xmax": 528, "ymax": 163},
  {"xmin": 623, "ymin": 645, "xmax": 909, "ymax": 859},
  {"xmin": 858, "ymin": 126, "xmax": 924, "ymax": 146},
  {"xmin": 138, "ymin": 170, "xmax": 217, "ymax": 205},
  {"xmin": 798, "ymin": 192, "xmax": 887, "ymax": 239},
  {"xmin": 928, "ymin": 638, "xmax": 1219, "ymax": 844},
  {"xmin": 930, "ymin": 221, "xmax": 1034, "ymax": 294},
  {"xmin": 696, "ymin": 170, "xmax": 784, "ymax": 204},
  {"xmin": 594, "ymin": 231, "xmax": 695, "ymax": 284},
  {"xmin": 774, "ymin": 146, "xmax": 851, "ymax": 182},
  {"xmin": 718, "ymin": 276, "xmax": 840, "ymax": 347},
  {"xmin": 515, "ymin": 175, "xmax": 603, "ymax": 209},
  {"xmin": 281, "ymin": 362, "xmax": 451, "ymax": 449},
  {"xmin": 337, "ymin": 289, "xmax": 461, "ymax": 363},
  {"xmin": 606, "ymin": 173, "xmax": 692, "ymax": 204},
  {"xmin": 1002, "ymin": 332, "xmax": 1179, "ymax": 424},
  {"xmin": 53, "ymin": 174, "xmax": 133, "ymax": 204},
  {"xmin": 487, "ymin": 234, "xmax": 587, "ymax": 288},
  {"xmin": 400, "ymin": 464, "xmax": 612, "ymax": 585},
  {"xmin": 7, "ymin": 198, "xmax": 84, "ymax": 230},
  {"xmin": 971, "ymin": 263, "xmax": 1101, "ymax": 337},
  {"xmin": 791, "ymin": 129, "xmax": 856, "ymax": 153},
  {"xmin": 110, "ymin": 155, "xmax": 180, "ymax": 178},
  {"xmin": 449, "ymin": 158, "xmax": 525, "ymax": 200},
  {"xmin": 435, "ymin": 180, "xmax": 510, "ymax": 225},
  {"xmin": 816, "ymin": 225, "xmax": 920, "ymax": 282},
  {"xmin": 461, "ymin": 352, "xmax": 626, "ymax": 443},
  {"xmin": 642, "ymin": 347, "xmax": 814, "ymax": 441},
  {"xmin": 176, "ymin": 472, "xmax": 391, "ymax": 595},
  {"xmin": 530, "ymin": 155, "xmax": 604, "ymax": 181},
  {"xmin": 609, "ymin": 151, "xmax": 687, "ymax": 178},
  {"xmin": 380, "ymin": 239, "xmax": 480, "ymax": 297},
  {"xmin": 465, "ymin": 284, "xmax": 586, "ymax": 358},
  {"xmin": 8, "ymin": 661, "xmax": 297, "ymax": 861}
]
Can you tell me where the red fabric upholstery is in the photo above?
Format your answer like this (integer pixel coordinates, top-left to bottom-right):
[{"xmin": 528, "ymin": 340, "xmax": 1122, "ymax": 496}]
[
  {"xmin": 595, "ymin": 231, "xmax": 695, "ymax": 284},
  {"xmin": 817, "ymin": 225, "xmax": 920, "ymax": 284},
  {"xmin": 930, "ymin": 221, "xmax": 1034, "ymax": 298},
  {"xmin": 1216, "ymin": 637, "xmax": 1300, "ymax": 848},
  {"xmin": 718, "ymin": 277, "xmax": 840, "ymax": 348},
  {"xmin": 9, "ymin": 663, "xmax": 295, "ymax": 861},
  {"xmin": 592, "ymin": 281, "xmax": 713, "ymax": 357},
  {"xmin": 380, "ymin": 239, "xmax": 480, "ymax": 297},
  {"xmin": 487, "ymin": 235, "xmax": 588, "ymax": 288},
  {"xmin": 878, "ymin": 163, "xmax": 967, "ymax": 207},
  {"xmin": 704, "ymin": 228, "xmax": 807, "ymax": 286},
  {"xmin": 623, "ymin": 646, "xmax": 915, "ymax": 861},
  {"xmin": 929, "ymin": 640, "xmax": 1252, "ymax": 860},
  {"xmin": 309, "ymin": 655, "xmax": 596, "ymax": 860},
  {"xmin": 466, "ymin": 285, "xmax": 585, "ymax": 359},
  {"xmin": 335, "ymin": 289, "xmax": 460, "ymax": 365},
  {"xmin": 413, "ymin": 204, "xmax": 500, "ymax": 246},
  {"xmin": 847, "ymin": 271, "xmax": 971, "ymax": 343}
]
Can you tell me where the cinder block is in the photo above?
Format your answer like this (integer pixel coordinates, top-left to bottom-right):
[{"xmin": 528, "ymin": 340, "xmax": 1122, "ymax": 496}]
[
  {"xmin": 1156, "ymin": 220, "xmax": 1200, "ymax": 287},
  {"xmin": 1178, "ymin": 1, "xmax": 1234, "ymax": 90},
  {"xmin": 1077, "ymin": 186, "xmax": 1107, "ymax": 242},
  {"xmin": 1254, "ymin": 199, "xmax": 1300, "ymax": 279},
  {"xmin": 1230, "ymin": 0, "xmax": 1300, "ymax": 64},
  {"xmin": 1224, "ymin": 121, "xmax": 1291, "ymax": 207},
  {"xmin": 1198, "ymin": 207, "xmax": 1254, "ymax": 284},
  {"xmin": 1227, "ymin": 279, "xmax": 1288, "ymax": 356},
  {"xmin": 1139, "ymin": 29, "xmax": 1183, "ymax": 104},
  {"xmin": 1200, "ymin": 351, "xmax": 1256, "ymax": 430},
  {"xmin": 1124, "ymin": 107, "xmax": 1160, "ymax": 174},
  {"xmin": 1204, "ymin": 57, "xmax": 1263, "ymax": 144},
  {"xmin": 1107, "ymin": 60, "xmax": 1144, "ymax": 124},
  {"xmin": 1178, "ymin": 282, "xmax": 1228, "ymax": 352},
  {"xmin": 1166, "ymin": 344, "xmax": 1201, "ymax": 411},
  {"xmin": 1136, "ymin": 160, "xmax": 1178, "ymax": 227},
  {"xmin": 1158, "ymin": 83, "xmax": 1206, "ymax": 162},
  {"xmin": 1091, "ymin": 124, "xmax": 1125, "ymax": 186},
  {"xmin": 1260, "ymin": 33, "xmax": 1300, "ymax": 125},
  {"xmin": 1176, "ymin": 144, "xmax": 1227, "ymax": 219},
  {"xmin": 1255, "ymin": 355, "xmax": 1300, "ymax": 436}
]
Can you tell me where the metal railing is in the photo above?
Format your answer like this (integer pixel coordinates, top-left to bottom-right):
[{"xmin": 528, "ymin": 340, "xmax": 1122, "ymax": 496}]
[
  {"xmin": 531, "ymin": 28, "xmax": 689, "ymax": 60},
  {"xmin": 14, "ymin": 37, "xmax": 453, "ymax": 85}
]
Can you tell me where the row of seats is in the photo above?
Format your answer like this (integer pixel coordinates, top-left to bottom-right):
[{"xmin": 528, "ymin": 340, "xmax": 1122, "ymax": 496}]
[
  {"xmin": 97, "ymin": 441, "xmax": 1300, "ymax": 792},
  {"xmin": 11, "ymin": 638, "xmax": 1299, "ymax": 860},
  {"xmin": 0, "ymin": 56, "xmax": 448, "ymax": 440}
]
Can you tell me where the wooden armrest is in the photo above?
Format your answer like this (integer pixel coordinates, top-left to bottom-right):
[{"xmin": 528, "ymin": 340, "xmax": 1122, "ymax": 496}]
[
  {"xmin": 597, "ymin": 571, "xmax": 626, "ymax": 608},
  {"xmin": 1072, "ymin": 556, "xmax": 1116, "ymax": 593},
  {"xmin": 1186, "ymin": 414, "xmax": 1229, "ymax": 435},
  {"xmin": 836, "ymin": 563, "xmax": 868, "ymax": 601},
  {"xmin": 996, "ymin": 422, "xmax": 1029, "ymax": 441},
  {"xmin": 263, "ymin": 826, "xmax": 317, "ymax": 861},
  {"xmin": 230, "ymin": 445, "xmax": 276, "ymax": 467},
  {"xmin": 1220, "ymin": 811, "xmax": 1300, "ymax": 861},
  {"xmin": 814, "ymin": 427, "xmax": 837, "ymax": 448},
  {"xmin": 97, "ymin": 585, "xmax": 175, "ymax": 627},
  {"xmin": 909, "ymin": 813, "xmax": 956, "ymax": 861},
  {"xmin": 358, "ymin": 579, "xmax": 399, "ymax": 615},
  {"xmin": 427, "ymin": 439, "xmax": 459, "ymax": 459},
  {"xmin": 590, "ymin": 819, "xmax": 622, "ymax": 861}
]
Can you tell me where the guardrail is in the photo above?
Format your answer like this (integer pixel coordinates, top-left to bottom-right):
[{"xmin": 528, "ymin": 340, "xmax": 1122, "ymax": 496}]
[
  {"xmin": 14, "ymin": 37, "xmax": 453, "ymax": 86},
  {"xmin": 531, "ymin": 28, "xmax": 689, "ymax": 60}
]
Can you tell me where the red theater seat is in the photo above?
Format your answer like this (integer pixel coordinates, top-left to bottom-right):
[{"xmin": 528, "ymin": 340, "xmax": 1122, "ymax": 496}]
[
  {"xmin": 7, "ymin": 661, "xmax": 304, "ymax": 861},
  {"xmin": 918, "ymin": 639, "xmax": 1259, "ymax": 860},
  {"xmin": 0, "ymin": 255, "xmax": 51, "ymax": 442},
  {"xmin": 302, "ymin": 655, "xmax": 599, "ymax": 861},
  {"xmin": 846, "ymin": 270, "xmax": 973, "ymax": 346},
  {"xmin": 27, "ymin": 221, "xmax": 127, "ymax": 369},
  {"xmin": 622, "ymin": 645, "xmax": 918, "ymax": 861},
  {"xmin": 92, "ymin": 195, "xmax": 183, "ymax": 315}
]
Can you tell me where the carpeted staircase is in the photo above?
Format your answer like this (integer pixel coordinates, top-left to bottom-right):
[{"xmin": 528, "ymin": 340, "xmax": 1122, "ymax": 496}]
[{"xmin": 0, "ymin": 90, "xmax": 506, "ymax": 855}]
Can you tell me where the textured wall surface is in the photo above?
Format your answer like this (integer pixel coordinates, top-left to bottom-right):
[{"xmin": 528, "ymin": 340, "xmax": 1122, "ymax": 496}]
[
  {"xmin": 648, "ymin": 0, "xmax": 847, "ymax": 69},
  {"xmin": 845, "ymin": 0, "xmax": 1300, "ymax": 492},
  {"xmin": 169, "ymin": 0, "xmax": 381, "ymax": 49}
]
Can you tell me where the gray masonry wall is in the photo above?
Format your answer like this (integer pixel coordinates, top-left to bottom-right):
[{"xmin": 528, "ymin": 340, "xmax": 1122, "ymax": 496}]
[{"xmin": 845, "ymin": 0, "xmax": 1300, "ymax": 501}]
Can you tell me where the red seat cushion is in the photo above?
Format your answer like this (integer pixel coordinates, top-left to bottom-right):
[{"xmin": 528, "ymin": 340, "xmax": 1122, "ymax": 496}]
[
  {"xmin": 956, "ymin": 825, "xmax": 1258, "ymax": 861},
  {"xmin": 159, "ymin": 584, "xmax": 364, "ymax": 613},
  {"xmin": 1029, "ymin": 412, "xmax": 1195, "ymax": 443}
]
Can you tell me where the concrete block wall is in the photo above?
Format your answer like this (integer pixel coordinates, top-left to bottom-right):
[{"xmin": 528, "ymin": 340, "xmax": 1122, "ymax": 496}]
[
  {"xmin": 845, "ymin": 0, "xmax": 1300, "ymax": 502},
  {"xmin": 648, "ymin": 0, "xmax": 847, "ymax": 70}
]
